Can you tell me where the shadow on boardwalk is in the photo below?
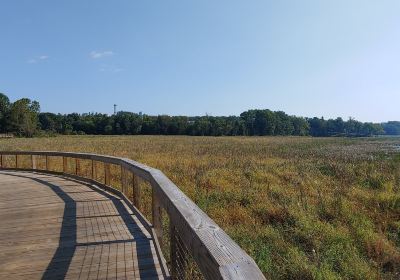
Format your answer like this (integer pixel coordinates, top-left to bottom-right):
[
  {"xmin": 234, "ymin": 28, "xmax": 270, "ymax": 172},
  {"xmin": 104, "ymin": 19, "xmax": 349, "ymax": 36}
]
[{"xmin": 2, "ymin": 171, "xmax": 159, "ymax": 279}]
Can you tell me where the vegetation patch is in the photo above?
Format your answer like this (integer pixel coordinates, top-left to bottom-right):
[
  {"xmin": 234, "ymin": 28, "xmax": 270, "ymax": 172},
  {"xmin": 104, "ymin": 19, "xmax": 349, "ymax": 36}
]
[{"xmin": 1, "ymin": 135, "xmax": 399, "ymax": 279}]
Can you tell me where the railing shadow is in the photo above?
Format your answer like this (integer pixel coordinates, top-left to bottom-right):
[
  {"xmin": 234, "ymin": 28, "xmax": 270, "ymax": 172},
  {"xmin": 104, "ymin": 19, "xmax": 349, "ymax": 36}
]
[{"xmin": 0, "ymin": 171, "xmax": 159, "ymax": 279}]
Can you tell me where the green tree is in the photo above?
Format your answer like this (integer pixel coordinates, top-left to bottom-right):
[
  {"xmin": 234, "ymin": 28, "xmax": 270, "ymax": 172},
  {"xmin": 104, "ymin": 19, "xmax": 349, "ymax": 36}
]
[
  {"xmin": 9, "ymin": 98, "xmax": 40, "ymax": 137},
  {"xmin": 0, "ymin": 93, "xmax": 10, "ymax": 133},
  {"xmin": 383, "ymin": 121, "xmax": 400, "ymax": 135},
  {"xmin": 292, "ymin": 117, "xmax": 309, "ymax": 136}
]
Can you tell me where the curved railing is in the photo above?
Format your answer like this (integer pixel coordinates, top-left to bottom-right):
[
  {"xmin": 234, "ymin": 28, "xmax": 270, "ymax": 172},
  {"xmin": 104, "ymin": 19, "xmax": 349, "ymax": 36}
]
[{"xmin": 0, "ymin": 151, "xmax": 265, "ymax": 280}]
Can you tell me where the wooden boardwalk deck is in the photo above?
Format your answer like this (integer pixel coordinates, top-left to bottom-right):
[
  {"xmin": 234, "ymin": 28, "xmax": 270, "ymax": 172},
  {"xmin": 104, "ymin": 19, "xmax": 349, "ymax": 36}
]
[{"xmin": 0, "ymin": 170, "xmax": 168, "ymax": 280}]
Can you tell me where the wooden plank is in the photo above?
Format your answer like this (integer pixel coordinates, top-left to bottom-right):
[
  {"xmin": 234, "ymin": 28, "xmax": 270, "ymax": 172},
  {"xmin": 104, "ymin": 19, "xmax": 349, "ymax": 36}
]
[
  {"xmin": 63, "ymin": 157, "xmax": 67, "ymax": 173},
  {"xmin": 91, "ymin": 159, "xmax": 94, "ymax": 179},
  {"xmin": 0, "ymin": 151, "xmax": 154, "ymax": 181},
  {"xmin": 45, "ymin": 155, "xmax": 48, "ymax": 170},
  {"xmin": 133, "ymin": 174, "xmax": 141, "ymax": 211},
  {"xmin": 92, "ymin": 160, "xmax": 97, "ymax": 181},
  {"xmin": 0, "ymin": 151, "xmax": 266, "ymax": 280},
  {"xmin": 75, "ymin": 158, "xmax": 79, "ymax": 176},
  {"xmin": 0, "ymin": 171, "xmax": 167, "ymax": 280},
  {"xmin": 104, "ymin": 163, "xmax": 110, "ymax": 185},
  {"xmin": 149, "ymin": 169, "xmax": 266, "ymax": 280},
  {"xmin": 152, "ymin": 189, "xmax": 163, "ymax": 246},
  {"xmin": 32, "ymin": 155, "xmax": 36, "ymax": 169},
  {"xmin": 121, "ymin": 166, "xmax": 125, "ymax": 194}
]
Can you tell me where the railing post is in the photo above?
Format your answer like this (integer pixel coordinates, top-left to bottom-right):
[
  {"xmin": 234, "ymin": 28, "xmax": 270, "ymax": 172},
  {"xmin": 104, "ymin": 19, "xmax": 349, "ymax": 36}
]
[
  {"xmin": 152, "ymin": 189, "xmax": 163, "ymax": 246},
  {"xmin": 105, "ymin": 163, "xmax": 110, "ymax": 185},
  {"xmin": 75, "ymin": 158, "xmax": 81, "ymax": 176},
  {"xmin": 15, "ymin": 155, "xmax": 18, "ymax": 168},
  {"xmin": 45, "ymin": 155, "xmax": 48, "ymax": 171},
  {"xmin": 63, "ymin": 157, "xmax": 67, "ymax": 173},
  {"xmin": 90, "ymin": 160, "xmax": 94, "ymax": 179},
  {"xmin": 75, "ymin": 158, "xmax": 79, "ymax": 176},
  {"xmin": 130, "ymin": 172, "xmax": 134, "ymax": 202},
  {"xmin": 92, "ymin": 160, "xmax": 96, "ymax": 181},
  {"xmin": 0, "ymin": 154, "xmax": 2, "ymax": 168},
  {"xmin": 170, "ymin": 223, "xmax": 187, "ymax": 279},
  {"xmin": 121, "ymin": 166, "xmax": 124, "ymax": 193},
  {"xmin": 133, "ymin": 174, "xmax": 141, "ymax": 211},
  {"xmin": 31, "ymin": 155, "xmax": 36, "ymax": 169}
]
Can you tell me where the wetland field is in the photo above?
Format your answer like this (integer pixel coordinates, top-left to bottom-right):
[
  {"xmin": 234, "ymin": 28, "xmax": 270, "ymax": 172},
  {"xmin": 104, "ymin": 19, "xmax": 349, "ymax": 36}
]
[{"xmin": 1, "ymin": 136, "xmax": 399, "ymax": 279}]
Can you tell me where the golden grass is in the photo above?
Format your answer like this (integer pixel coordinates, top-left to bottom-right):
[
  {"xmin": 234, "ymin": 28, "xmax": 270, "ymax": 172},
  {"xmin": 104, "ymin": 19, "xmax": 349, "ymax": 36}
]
[{"xmin": 1, "ymin": 135, "xmax": 399, "ymax": 279}]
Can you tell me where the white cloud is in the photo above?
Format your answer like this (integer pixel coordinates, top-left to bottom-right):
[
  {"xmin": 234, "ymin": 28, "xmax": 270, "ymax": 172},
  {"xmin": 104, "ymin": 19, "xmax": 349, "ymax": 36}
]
[
  {"xmin": 27, "ymin": 55, "xmax": 49, "ymax": 64},
  {"xmin": 99, "ymin": 65, "xmax": 123, "ymax": 73},
  {"xmin": 90, "ymin": 50, "xmax": 114, "ymax": 59}
]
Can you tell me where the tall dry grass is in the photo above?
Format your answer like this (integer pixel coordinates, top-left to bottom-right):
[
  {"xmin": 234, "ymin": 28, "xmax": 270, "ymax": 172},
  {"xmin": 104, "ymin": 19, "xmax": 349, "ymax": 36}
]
[{"xmin": 1, "ymin": 135, "xmax": 399, "ymax": 279}]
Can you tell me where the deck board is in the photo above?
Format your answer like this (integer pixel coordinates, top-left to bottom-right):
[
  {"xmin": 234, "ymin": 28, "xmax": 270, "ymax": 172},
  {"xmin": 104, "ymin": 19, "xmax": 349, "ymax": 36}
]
[{"xmin": 0, "ymin": 170, "xmax": 167, "ymax": 280}]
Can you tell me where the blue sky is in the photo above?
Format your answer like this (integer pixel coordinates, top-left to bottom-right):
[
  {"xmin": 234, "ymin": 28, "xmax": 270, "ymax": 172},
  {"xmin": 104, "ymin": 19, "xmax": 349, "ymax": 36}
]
[{"xmin": 1, "ymin": 1, "xmax": 399, "ymax": 122}]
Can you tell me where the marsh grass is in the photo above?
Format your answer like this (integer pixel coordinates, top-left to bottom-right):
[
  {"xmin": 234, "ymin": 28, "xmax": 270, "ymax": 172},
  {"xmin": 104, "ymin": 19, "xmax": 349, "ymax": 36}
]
[{"xmin": 1, "ymin": 135, "xmax": 399, "ymax": 279}]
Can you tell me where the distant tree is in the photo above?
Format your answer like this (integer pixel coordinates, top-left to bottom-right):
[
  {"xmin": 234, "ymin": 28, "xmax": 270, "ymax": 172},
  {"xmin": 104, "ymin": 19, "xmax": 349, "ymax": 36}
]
[
  {"xmin": 9, "ymin": 98, "xmax": 40, "ymax": 137},
  {"xmin": 292, "ymin": 117, "xmax": 309, "ymax": 136},
  {"xmin": 360, "ymin": 123, "xmax": 384, "ymax": 136},
  {"xmin": 308, "ymin": 117, "xmax": 327, "ymax": 137},
  {"xmin": 39, "ymin": 113, "xmax": 60, "ymax": 132},
  {"xmin": 156, "ymin": 115, "xmax": 170, "ymax": 135},
  {"xmin": 141, "ymin": 115, "xmax": 157, "ymax": 134},
  {"xmin": 0, "ymin": 93, "xmax": 11, "ymax": 133},
  {"xmin": 274, "ymin": 111, "xmax": 294, "ymax": 135},
  {"xmin": 382, "ymin": 121, "xmax": 400, "ymax": 135},
  {"xmin": 29, "ymin": 102, "xmax": 387, "ymax": 138}
]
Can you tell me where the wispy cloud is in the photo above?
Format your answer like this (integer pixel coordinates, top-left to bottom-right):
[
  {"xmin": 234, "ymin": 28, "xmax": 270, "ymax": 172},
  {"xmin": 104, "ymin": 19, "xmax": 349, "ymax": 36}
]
[
  {"xmin": 27, "ymin": 55, "xmax": 49, "ymax": 64},
  {"xmin": 99, "ymin": 64, "xmax": 123, "ymax": 73},
  {"xmin": 90, "ymin": 50, "xmax": 114, "ymax": 59}
]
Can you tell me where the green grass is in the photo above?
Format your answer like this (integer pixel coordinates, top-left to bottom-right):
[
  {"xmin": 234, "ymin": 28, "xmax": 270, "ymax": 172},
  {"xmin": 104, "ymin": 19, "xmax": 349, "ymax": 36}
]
[{"xmin": 1, "ymin": 135, "xmax": 399, "ymax": 279}]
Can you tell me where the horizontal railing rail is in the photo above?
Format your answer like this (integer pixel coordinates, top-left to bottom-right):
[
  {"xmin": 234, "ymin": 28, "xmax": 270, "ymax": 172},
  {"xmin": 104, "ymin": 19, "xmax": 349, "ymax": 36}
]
[{"xmin": 0, "ymin": 151, "xmax": 265, "ymax": 280}]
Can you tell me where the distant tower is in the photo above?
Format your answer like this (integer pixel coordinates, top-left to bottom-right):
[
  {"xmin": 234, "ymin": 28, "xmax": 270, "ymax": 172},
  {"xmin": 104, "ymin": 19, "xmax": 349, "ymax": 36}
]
[{"xmin": 114, "ymin": 104, "xmax": 117, "ymax": 115}]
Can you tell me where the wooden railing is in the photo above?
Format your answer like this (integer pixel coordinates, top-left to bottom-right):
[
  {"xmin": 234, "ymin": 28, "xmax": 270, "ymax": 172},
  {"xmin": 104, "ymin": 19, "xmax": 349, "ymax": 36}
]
[
  {"xmin": 0, "ymin": 151, "xmax": 265, "ymax": 280},
  {"xmin": 0, "ymin": 133, "xmax": 13, "ymax": 138}
]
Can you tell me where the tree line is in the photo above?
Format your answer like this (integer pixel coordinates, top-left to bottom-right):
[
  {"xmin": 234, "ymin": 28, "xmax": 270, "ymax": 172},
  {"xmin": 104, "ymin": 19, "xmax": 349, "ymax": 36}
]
[
  {"xmin": 0, "ymin": 93, "xmax": 40, "ymax": 137},
  {"xmin": 0, "ymin": 92, "xmax": 397, "ymax": 137}
]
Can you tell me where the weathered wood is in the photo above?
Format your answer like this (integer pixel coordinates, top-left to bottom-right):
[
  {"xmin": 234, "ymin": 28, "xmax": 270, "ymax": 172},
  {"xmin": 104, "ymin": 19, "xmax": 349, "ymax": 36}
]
[
  {"xmin": 91, "ymin": 159, "xmax": 94, "ymax": 179},
  {"xmin": 0, "ymin": 171, "xmax": 167, "ymax": 280},
  {"xmin": 152, "ymin": 189, "xmax": 163, "ymax": 246},
  {"xmin": 63, "ymin": 157, "xmax": 67, "ymax": 173},
  {"xmin": 122, "ymin": 167, "xmax": 130, "ymax": 196},
  {"xmin": 32, "ymin": 155, "xmax": 36, "ymax": 169},
  {"xmin": 45, "ymin": 155, "xmax": 49, "ymax": 171},
  {"xmin": 104, "ymin": 163, "xmax": 110, "ymax": 185},
  {"xmin": 149, "ymin": 169, "xmax": 266, "ymax": 280},
  {"xmin": 75, "ymin": 158, "xmax": 79, "ymax": 176},
  {"xmin": 0, "ymin": 151, "xmax": 266, "ymax": 280},
  {"xmin": 133, "ymin": 174, "xmax": 141, "ymax": 211},
  {"xmin": 92, "ymin": 160, "xmax": 97, "ymax": 181},
  {"xmin": 0, "ymin": 151, "xmax": 153, "ymax": 181},
  {"xmin": 121, "ymin": 166, "xmax": 125, "ymax": 194}
]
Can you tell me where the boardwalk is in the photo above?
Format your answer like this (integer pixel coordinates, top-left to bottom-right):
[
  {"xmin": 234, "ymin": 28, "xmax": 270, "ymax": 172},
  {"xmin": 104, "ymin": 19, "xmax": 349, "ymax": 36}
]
[{"xmin": 0, "ymin": 170, "xmax": 167, "ymax": 280}]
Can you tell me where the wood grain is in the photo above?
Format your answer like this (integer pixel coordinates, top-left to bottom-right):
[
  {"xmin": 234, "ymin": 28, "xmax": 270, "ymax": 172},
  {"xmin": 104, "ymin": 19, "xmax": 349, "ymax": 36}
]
[
  {"xmin": 0, "ymin": 151, "xmax": 266, "ymax": 280},
  {"xmin": 0, "ymin": 170, "xmax": 167, "ymax": 280}
]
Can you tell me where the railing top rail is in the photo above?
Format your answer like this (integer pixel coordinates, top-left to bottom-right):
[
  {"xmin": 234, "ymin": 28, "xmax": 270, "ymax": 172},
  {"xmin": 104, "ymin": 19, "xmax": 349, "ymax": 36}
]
[{"xmin": 0, "ymin": 150, "xmax": 266, "ymax": 280}]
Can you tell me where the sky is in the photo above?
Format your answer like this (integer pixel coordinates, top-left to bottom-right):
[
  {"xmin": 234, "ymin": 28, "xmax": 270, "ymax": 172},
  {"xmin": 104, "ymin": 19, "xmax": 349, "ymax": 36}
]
[{"xmin": 1, "ymin": 1, "xmax": 399, "ymax": 122}]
